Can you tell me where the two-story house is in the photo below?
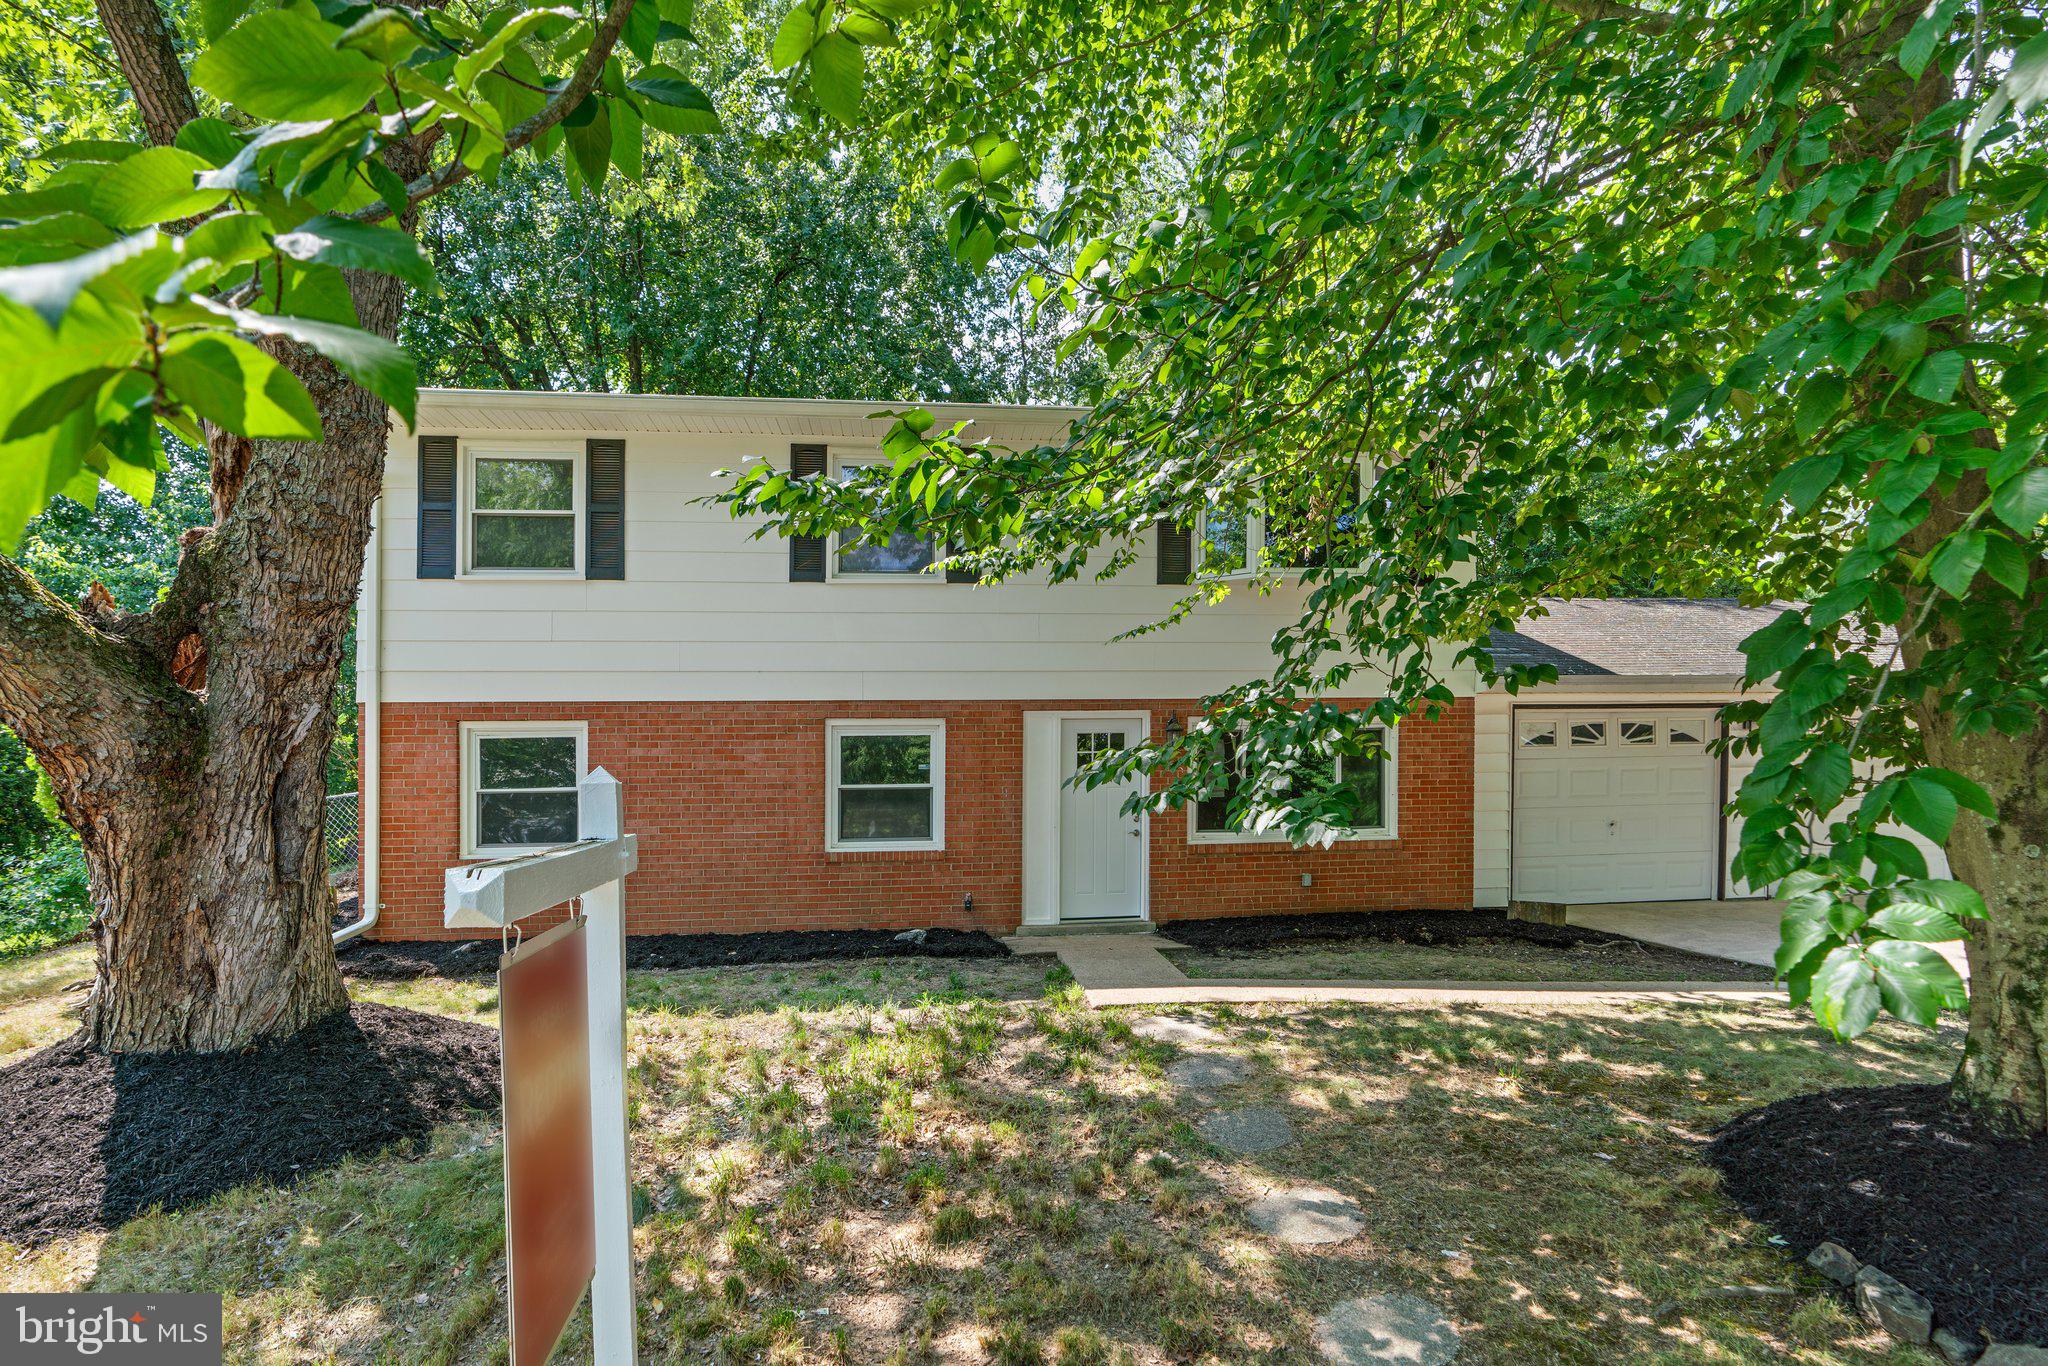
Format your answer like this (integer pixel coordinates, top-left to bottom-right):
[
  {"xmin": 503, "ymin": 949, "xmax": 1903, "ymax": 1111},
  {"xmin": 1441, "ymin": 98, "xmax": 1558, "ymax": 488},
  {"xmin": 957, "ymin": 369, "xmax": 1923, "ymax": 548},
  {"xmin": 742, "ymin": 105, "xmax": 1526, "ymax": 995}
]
[{"xmin": 347, "ymin": 388, "xmax": 1854, "ymax": 943}]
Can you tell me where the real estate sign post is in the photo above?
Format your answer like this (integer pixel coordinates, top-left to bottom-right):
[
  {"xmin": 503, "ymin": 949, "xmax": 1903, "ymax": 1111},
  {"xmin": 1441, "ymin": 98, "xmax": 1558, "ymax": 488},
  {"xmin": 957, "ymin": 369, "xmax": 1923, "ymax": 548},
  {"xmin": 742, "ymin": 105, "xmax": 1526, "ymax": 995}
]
[{"xmin": 446, "ymin": 769, "xmax": 639, "ymax": 1365}]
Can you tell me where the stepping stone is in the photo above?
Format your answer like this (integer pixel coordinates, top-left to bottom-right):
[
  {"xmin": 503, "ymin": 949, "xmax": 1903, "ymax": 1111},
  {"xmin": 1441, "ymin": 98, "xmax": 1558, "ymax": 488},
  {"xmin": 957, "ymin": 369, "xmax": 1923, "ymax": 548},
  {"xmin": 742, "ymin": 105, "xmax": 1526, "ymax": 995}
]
[
  {"xmin": 1313, "ymin": 1294, "xmax": 1460, "ymax": 1364},
  {"xmin": 1246, "ymin": 1186, "xmax": 1364, "ymax": 1245},
  {"xmin": 1167, "ymin": 1051, "xmax": 1248, "ymax": 1089},
  {"xmin": 1197, "ymin": 1107, "xmax": 1295, "ymax": 1153},
  {"xmin": 1132, "ymin": 1016, "xmax": 1225, "ymax": 1046}
]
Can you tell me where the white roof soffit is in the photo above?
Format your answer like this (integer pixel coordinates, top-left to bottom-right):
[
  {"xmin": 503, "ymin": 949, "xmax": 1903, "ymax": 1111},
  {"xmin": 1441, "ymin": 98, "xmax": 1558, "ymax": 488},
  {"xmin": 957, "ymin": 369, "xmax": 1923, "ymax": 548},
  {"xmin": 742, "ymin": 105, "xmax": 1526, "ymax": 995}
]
[{"xmin": 405, "ymin": 388, "xmax": 1091, "ymax": 441}]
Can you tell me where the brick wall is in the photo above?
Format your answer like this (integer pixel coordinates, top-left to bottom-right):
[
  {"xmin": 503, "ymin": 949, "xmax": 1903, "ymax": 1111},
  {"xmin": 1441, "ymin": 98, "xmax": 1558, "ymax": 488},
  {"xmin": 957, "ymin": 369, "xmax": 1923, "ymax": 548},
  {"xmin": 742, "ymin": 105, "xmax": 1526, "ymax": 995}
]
[{"xmin": 370, "ymin": 699, "xmax": 1474, "ymax": 940}]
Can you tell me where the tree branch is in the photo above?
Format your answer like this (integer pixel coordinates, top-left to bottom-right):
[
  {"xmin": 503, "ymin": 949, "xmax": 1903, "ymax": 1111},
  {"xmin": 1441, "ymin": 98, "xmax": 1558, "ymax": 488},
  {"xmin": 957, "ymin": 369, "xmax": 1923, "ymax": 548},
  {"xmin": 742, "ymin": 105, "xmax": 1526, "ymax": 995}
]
[
  {"xmin": 91, "ymin": 0, "xmax": 197, "ymax": 145},
  {"xmin": 1544, "ymin": 0, "xmax": 1674, "ymax": 32},
  {"xmin": 0, "ymin": 556, "xmax": 196, "ymax": 764},
  {"xmin": 348, "ymin": 0, "xmax": 640, "ymax": 224}
]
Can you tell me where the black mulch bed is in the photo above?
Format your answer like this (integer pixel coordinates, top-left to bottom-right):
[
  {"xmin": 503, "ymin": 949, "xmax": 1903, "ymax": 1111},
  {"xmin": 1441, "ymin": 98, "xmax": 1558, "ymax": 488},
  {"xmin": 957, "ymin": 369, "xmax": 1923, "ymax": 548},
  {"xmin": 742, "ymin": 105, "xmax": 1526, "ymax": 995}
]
[
  {"xmin": 1705, "ymin": 1083, "xmax": 2048, "ymax": 1347},
  {"xmin": 0, "ymin": 1003, "xmax": 498, "ymax": 1245},
  {"xmin": 339, "ymin": 926, "xmax": 1011, "ymax": 981},
  {"xmin": 1155, "ymin": 908, "xmax": 1772, "ymax": 976}
]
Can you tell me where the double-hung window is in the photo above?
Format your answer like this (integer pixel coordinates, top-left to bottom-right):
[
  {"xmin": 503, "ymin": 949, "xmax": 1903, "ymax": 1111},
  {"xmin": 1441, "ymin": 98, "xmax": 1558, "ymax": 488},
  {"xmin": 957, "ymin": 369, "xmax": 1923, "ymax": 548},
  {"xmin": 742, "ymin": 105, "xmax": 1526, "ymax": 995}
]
[
  {"xmin": 1189, "ymin": 726, "xmax": 1396, "ymax": 842},
  {"xmin": 461, "ymin": 722, "xmax": 587, "ymax": 856},
  {"xmin": 466, "ymin": 447, "xmax": 581, "ymax": 573},
  {"xmin": 1195, "ymin": 460, "xmax": 1368, "ymax": 577},
  {"xmin": 832, "ymin": 458, "xmax": 937, "ymax": 578},
  {"xmin": 826, "ymin": 720, "xmax": 945, "ymax": 850}
]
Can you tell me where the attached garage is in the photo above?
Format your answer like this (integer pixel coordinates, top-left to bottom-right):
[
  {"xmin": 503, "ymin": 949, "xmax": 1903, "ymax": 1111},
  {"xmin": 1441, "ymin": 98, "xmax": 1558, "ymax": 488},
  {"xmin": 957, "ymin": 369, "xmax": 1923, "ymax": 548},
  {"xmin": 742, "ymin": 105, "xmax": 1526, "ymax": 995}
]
[{"xmin": 1510, "ymin": 708, "xmax": 1722, "ymax": 904}]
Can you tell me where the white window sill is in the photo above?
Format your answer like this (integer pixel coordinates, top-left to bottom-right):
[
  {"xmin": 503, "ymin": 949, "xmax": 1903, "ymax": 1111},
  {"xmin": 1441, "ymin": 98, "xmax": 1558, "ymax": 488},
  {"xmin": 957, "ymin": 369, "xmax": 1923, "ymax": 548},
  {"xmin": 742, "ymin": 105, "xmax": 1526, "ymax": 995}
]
[
  {"xmin": 1187, "ymin": 827, "xmax": 1397, "ymax": 846},
  {"xmin": 825, "ymin": 839, "xmax": 946, "ymax": 854}
]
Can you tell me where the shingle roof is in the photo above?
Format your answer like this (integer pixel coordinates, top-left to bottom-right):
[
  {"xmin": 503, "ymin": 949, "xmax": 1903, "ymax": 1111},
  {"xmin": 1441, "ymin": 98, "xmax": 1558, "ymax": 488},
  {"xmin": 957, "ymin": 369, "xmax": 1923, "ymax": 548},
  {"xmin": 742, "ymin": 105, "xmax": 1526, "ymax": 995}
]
[{"xmin": 1487, "ymin": 598, "xmax": 1786, "ymax": 678}]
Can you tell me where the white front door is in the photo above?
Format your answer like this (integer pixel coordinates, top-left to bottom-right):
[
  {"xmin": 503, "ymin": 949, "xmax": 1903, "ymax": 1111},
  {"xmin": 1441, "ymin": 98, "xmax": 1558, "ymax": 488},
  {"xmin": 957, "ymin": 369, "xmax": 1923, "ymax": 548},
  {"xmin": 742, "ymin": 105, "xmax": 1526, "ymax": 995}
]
[
  {"xmin": 1057, "ymin": 719, "xmax": 1146, "ymax": 921},
  {"xmin": 1512, "ymin": 709, "xmax": 1720, "ymax": 904}
]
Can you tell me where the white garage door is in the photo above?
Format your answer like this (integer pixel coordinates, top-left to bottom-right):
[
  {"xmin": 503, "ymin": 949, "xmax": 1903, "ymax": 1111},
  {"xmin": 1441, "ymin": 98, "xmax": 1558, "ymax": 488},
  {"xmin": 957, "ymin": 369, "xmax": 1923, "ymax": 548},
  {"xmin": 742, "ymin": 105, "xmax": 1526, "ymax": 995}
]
[{"xmin": 1513, "ymin": 710, "xmax": 1720, "ymax": 904}]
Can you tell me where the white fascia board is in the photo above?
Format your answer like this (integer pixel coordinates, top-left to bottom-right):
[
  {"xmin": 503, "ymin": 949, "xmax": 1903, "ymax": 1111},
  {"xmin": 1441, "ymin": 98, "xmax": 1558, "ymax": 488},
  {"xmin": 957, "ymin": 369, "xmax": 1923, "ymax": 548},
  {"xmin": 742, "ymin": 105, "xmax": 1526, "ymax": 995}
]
[
  {"xmin": 444, "ymin": 834, "xmax": 639, "ymax": 930},
  {"xmin": 404, "ymin": 388, "xmax": 1090, "ymax": 437}
]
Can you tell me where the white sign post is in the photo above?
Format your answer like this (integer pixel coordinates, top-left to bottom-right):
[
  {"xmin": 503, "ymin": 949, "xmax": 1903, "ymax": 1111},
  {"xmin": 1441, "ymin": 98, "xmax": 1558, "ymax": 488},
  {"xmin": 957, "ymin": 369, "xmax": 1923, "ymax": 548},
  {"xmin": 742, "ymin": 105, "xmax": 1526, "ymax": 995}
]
[{"xmin": 445, "ymin": 768, "xmax": 639, "ymax": 1366}]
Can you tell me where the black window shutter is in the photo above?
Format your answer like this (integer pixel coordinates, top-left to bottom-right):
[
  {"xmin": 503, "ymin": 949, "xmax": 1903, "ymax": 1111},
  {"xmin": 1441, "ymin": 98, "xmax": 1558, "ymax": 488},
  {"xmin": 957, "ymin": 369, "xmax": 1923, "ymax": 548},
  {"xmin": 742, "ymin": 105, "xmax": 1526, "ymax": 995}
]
[
  {"xmin": 945, "ymin": 541, "xmax": 977, "ymax": 585},
  {"xmin": 789, "ymin": 442, "xmax": 827, "ymax": 582},
  {"xmin": 586, "ymin": 437, "xmax": 625, "ymax": 579},
  {"xmin": 417, "ymin": 435, "xmax": 457, "ymax": 578},
  {"xmin": 1156, "ymin": 519, "xmax": 1191, "ymax": 584}
]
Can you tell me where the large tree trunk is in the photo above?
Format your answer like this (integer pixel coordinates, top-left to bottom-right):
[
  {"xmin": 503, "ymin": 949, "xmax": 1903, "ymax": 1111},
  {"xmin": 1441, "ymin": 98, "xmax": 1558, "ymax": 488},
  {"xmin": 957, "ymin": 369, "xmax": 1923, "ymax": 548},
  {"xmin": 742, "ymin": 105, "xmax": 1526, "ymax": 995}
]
[
  {"xmin": 1937, "ymin": 718, "xmax": 2048, "ymax": 1133},
  {"xmin": 0, "ymin": 272, "xmax": 406, "ymax": 1054}
]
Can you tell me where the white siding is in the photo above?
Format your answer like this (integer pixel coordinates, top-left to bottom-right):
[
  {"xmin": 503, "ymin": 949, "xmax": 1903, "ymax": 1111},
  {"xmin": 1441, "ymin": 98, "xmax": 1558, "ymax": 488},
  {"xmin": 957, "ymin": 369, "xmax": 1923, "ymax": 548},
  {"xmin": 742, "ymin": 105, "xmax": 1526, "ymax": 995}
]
[
  {"xmin": 373, "ymin": 397, "xmax": 1474, "ymax": 705},
  {"xmin": 1473, "ymin": 693, "xmax": 1512, "ymax": 907}
]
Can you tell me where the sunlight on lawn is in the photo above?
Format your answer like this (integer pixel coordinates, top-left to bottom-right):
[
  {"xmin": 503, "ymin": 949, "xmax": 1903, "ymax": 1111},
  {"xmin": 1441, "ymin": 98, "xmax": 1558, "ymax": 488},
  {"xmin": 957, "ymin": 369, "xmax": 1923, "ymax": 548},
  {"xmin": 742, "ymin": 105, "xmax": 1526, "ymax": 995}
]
[{"xmin": 0, "ymin": 947, "xmax": 1957, "ymax": 1363}]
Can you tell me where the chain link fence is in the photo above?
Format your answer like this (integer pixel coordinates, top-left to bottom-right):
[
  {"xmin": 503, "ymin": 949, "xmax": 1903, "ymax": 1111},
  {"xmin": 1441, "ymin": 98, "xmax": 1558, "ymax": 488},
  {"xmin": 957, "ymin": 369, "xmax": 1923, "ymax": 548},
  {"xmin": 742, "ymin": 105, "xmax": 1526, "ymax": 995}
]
[{"xmin": 324, "ymin": 792, "xmax": 360, "ymax": 891}]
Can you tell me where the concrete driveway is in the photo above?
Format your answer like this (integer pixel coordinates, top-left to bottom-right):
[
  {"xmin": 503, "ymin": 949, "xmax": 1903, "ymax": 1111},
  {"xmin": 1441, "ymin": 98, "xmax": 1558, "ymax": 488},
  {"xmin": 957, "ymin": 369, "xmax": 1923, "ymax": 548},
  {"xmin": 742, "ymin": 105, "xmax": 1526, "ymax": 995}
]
[{"xmin": 1565, "ymin": 899, "xmax": 1971, "ymax": 981}]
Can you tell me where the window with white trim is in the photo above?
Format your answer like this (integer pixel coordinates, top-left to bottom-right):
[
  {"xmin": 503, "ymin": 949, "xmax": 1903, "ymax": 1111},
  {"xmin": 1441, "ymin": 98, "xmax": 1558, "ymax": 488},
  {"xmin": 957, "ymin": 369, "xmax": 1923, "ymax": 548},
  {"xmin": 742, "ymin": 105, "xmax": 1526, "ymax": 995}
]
[
  {"xmin": 461, "ymin": 722, "xmax": 586, "ymax": 856},
  {"xmin": 1189, "ymin": 726, "xmax": 1396, "ymax": 842},
  {"xmin": 826, "ymin": 721, "xmax": 945, "ymax": 850},
  {"xmin": 465, "ymin": 446, "xmax": 582, "ymax": 573},
  {"xmin": 1194, "ymin": 461, "xmax": 1369, "ymax": 576},
  {"xmin": 832, "ymin": 457, "xmax": 937, "ymax": 577}
]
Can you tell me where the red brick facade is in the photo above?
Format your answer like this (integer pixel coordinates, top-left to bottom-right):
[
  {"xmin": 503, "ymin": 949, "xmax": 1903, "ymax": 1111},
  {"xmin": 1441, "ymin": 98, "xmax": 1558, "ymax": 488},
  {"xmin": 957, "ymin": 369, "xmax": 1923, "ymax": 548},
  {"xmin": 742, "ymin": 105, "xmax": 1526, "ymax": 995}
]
[{"xmin": 369, "ymin": 699, "xmax": 1475, "ymax": 940}]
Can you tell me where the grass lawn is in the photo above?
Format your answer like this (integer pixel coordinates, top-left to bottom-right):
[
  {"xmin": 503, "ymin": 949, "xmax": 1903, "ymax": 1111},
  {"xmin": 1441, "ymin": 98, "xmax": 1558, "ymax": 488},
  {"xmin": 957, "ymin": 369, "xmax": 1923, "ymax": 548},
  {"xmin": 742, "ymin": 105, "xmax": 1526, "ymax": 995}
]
[
  {"xmin": 1162, "ymin": 938, "xmax": 1775, "ymax": 983},
  {"xmin": 0, "ymin": 944, "xmax": 1955, "ymax": 1363}
]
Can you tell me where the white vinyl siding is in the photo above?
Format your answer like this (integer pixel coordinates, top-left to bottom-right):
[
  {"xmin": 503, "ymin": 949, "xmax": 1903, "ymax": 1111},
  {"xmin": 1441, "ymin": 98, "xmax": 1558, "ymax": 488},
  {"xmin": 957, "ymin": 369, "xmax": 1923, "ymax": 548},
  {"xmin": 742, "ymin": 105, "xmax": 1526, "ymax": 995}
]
[{"xmin": 374, "ymin": 399, "xmax": 1480, "ymax": 704}]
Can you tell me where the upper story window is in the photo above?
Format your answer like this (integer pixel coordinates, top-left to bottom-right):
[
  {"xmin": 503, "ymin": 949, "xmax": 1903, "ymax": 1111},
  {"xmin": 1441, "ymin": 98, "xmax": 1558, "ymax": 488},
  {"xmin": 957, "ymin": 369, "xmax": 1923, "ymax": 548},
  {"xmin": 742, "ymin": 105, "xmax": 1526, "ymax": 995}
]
[
  {"xmin": 833, "ymin": 457, "xmax": 937, "ymax": 578},
  {"xmin": 1190, "ymin": 726, "xmax": 1397, "ymax": 842},
  {"xmin": 466, "ymin": 447, "xmax": 582, "ymax": 574},
  {"xmin": 1195, "ymin": 462, "xmax": 1367, "ymax": 577},
  {"xmin": 826, "ymin": 720, "xmax": 945, "ymax": 851},
  {"xmin": 461, "ymin": 721, "xmax": 586, "ymax": 856}
]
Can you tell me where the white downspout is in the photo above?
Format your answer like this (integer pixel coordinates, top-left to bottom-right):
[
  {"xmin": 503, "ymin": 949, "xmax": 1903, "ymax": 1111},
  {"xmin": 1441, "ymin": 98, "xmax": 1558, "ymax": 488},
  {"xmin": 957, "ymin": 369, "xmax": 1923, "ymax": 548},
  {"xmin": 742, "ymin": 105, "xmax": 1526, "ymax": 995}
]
[{"xmin": 334, "ymin": 503, "xmax": 382, "ymax": 945}]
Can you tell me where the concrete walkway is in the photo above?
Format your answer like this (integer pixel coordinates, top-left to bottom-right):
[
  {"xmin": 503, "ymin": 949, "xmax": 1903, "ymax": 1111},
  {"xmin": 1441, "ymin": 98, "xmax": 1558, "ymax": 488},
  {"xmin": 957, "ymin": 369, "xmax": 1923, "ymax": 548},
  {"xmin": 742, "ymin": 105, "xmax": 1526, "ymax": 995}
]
[
  {"xmin": 1003, "ymin": 930, "xmax": 1781, "ymax": 1008},
  {"xmin": 1565, "ymin": 898, "xmax": 1971, "ymax": 980}
]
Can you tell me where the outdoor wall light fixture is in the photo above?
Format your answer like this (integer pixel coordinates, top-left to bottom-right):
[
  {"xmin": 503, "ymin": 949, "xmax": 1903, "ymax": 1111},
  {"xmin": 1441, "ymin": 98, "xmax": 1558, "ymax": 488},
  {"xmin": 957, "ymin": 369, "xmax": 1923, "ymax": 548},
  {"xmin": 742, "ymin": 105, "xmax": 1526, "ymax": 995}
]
[{"xmin": 1163, "ymin": 712, "xmax": 1183, "ymax": 741}]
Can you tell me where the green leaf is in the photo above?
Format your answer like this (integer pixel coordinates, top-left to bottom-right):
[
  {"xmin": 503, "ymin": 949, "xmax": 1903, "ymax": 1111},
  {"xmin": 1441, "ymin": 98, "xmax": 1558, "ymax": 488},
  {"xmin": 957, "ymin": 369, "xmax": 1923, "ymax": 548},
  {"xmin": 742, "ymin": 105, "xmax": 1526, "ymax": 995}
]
[
  {"xmin": 191, "ymin": 10, "xmax": 386, "ymax": 121},
  {"xmin": 1777, "ymin": 889, "xmax": 1837, "ymax": 976},
  {"xmin": 85, "ymin": 148, "xmax": 226, "ymax": 230},
  {"xmin": 208, "ymin": 303, "xmax": 418, "ymax": 427},
  {"xmin": 272, "ymin": 215, "xmax": 434, "ymax": 287},
  {"xmin": 1864, "ymin": 900, "xmax": 1965, "ymax": 944},
  {"xmin": 160, "ymin": 333, "xmax": 323, "ymax": 439},
  {"xmin": 1803, "ymin": 743, "xmax": 1852, "ymax": 809},
  {"xmin": 1740, "ymin": 610, "xmax": 1809, "ymax": 681},
  {"xmin": 1927, "ymin": 529, "xmax": 1985, "ymax": 598},
  {"xmin": 770, "ymin": 2, "xmax": 818, "ymax": 71},
  {"xmin": 1892, "ymin": 772, "xmax": 1959, "ymax": 844},
  {"xmin": 0, "ymin": 229, "xmax": 160, "ymax": 329},
  {"xmin": 1867, "ymin": 940, "xmax": 1967, "ymax": 1026},
  {"xmin": 1766, "ymin": 452, "xmax": 1843, "ymax": 512},
  {"xmin": 336, "ymin": 7, "xmax": 432, "ymax": 65},
  {"xmin": 838, "ymin": 10, "xmax": 897, "ymax": 45},
  {"xmin": 3, "ymin": 367, "xmax": 119, "ymax": 442},
  {"xmin": 454, "ymin": 7, "xmax": 577, "ymax": 90},
  {"xmin": 1793, "ymin": 374, "xmax": 1846, "ymax": 439},
  {"xmin": 628, "ymin": 66, "xmax": 721, "ymax": 134},
  {"xmin": 199, "ymin": 0, "xmax": 255, "ymax": 40},
  {"xmin": 1894, "ymin": 878, "xmax": 1989, "ymax": 921},
  {"xmin": 183, "ymin": 211, "xmax": 273, "ymax": 268},
  {"xmin": 1811, "ymin": 945, "xmax": 1881, "ymax": 1038},
  {"xmin": 1991, "ymin": 465, "xmax": 2048, "ymax": 533},
  {"xmin": 1906, "ymin": 349, "xmax": 1964, "ymax": 403},
  {"xmin": 1900, "ymin": 0, "xmax": 1963, "ymax": 78},
  {"xmin": 565, "ymin": 99, "xmax": 613, "ymax": 191},
  {"xmin": 808, "ymin": 31, "xmax": 863, "ymax": 123}
]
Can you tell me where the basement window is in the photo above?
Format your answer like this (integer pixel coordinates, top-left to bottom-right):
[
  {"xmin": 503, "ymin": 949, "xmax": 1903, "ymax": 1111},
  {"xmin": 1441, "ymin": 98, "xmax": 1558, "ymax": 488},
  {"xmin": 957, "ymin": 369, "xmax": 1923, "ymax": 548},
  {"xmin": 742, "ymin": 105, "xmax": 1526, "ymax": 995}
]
[
  {"xmin": 826, "ymin": 721, "xmax": 945, "ymax": 851},
  {"xmin": 462, "ymin": 722, "xmax": 587, "ymax": 856}
]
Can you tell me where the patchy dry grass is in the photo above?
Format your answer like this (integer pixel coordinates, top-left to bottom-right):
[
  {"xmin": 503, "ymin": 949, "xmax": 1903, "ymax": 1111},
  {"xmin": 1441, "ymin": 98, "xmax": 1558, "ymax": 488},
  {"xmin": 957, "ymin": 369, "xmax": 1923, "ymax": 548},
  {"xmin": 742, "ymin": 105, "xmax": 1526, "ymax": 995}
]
[
  {"xmin": 1164, "ymin": 937, "xmax": 1773, "ymax": 983},
  {"xmin": 0, "ymin": 942, "xmax": 1957, "ymax": 1363}
]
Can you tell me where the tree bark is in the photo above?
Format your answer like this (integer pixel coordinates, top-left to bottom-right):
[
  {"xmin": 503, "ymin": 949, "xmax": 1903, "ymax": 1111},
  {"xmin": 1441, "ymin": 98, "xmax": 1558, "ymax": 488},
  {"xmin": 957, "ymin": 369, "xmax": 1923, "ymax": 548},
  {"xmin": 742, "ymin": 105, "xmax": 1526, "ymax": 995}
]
[
  {"xmin": 1932, "ymin": 710, "xmax": 2048, "ymax": 1133},
  {"xmin": 0, "ymin": 263, "xmax": 404, "ymax": 1050},
  {"xmin": 91, "ymin": 0, "xmax": 196, "ymax": 145}
]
